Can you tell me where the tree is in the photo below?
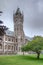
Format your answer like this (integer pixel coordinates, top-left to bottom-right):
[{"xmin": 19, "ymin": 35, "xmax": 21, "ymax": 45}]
[
  {"xmin": 21, "ymin": 45, "xmax": 29, "ymax": 55},
  {"xmin": 21, "ymin": 36, "xmax": 43, "ymax": 59},
  {"xmin": 21, "ymin": 41, "xmax": 30, "ymax": 55},
  {"xmin": 0, "ymin": 20, "xmax": 8, "ymax": 36}
]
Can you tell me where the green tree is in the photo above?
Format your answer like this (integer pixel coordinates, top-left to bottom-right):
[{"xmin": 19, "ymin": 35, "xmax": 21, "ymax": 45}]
[
  {"xmin": 0, "ymin": 20, "xmax": 8, "ymax": 36},
  {"xmin": 21, "ymin": 45, "xmax": 29, "ymax": 55},
  {"xmin": 21, "ymin": 36, "xmax": 43, "ymax": 59}
]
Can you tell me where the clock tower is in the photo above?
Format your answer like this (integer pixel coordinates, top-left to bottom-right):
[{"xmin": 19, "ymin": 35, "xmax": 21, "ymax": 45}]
[{"xmin": 13, "ymin": 8, "xmax": 25, "ymax": 53}]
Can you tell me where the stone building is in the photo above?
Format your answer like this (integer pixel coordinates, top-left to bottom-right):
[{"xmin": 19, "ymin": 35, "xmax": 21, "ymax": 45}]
[{"xmin": 0, "ymin": 8, "xmax": 29, "ymax": 54}]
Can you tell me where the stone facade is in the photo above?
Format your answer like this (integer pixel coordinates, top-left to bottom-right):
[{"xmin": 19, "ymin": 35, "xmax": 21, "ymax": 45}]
[
  {"xmin": 0, "ymin": 8, "xmax": 29, "ymax": 54},
  {"xmin": 0, "ymin": 35, "xmax": 15, "ymax": 54}
]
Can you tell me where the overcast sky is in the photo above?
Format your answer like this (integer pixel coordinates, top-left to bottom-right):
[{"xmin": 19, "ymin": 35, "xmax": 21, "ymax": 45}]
[{"xmin": 0, "ymin": 0, "xmax": 43, "ymax": 37}]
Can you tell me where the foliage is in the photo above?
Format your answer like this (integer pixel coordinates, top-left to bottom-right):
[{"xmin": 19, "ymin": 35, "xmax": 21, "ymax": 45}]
[
  {"xmin": 21, "ymin": 36, "xmax": 43, "ymax": 59},
  {"xmin": 0, "ymin": 21, "xmax": 8, "ymax": 35}
]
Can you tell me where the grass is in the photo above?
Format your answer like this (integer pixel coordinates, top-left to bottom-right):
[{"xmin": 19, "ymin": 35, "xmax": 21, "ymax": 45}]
[{"xmin": 0, "ymin": 54, "xmax": 43, "ymax": 65}]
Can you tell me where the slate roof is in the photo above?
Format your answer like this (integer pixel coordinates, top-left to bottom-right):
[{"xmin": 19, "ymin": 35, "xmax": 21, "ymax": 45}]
[
  {"xmin": 5, "ymin": 30, "xmax": 32, "ymax": 40},
  {"xmin": 5, "ymin": 30, "xmax": 14, "ymax": 37}
]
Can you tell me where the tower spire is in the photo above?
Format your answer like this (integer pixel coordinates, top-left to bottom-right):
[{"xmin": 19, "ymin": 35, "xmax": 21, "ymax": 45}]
[{"xmin": 15, "ymin": 8, "xmax": 21, "ymax": 15}]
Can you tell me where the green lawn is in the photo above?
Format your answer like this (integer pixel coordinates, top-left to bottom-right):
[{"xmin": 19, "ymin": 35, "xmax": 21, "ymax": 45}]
[{"xmin": 0, "ymin": 54, "xmax": 43, "ymax": 65}]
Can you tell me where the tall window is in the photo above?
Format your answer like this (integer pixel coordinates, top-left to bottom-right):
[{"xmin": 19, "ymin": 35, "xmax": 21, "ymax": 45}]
[
  {"xmin": 16, "ymin": 46, "xmax": 17, "ymax": 50},
  {"xmin": 12, "ymin": 39, "xmax": 13, "ymax": 42},
  {"xmin": 8, "ymin": 38, "xmax": 10, "ymax": 41},
  {"xmin": 0, "ymin": 44, "xmax": 2, "ymax": 49},
  {"xmin": 8, "ymin": 45, "xmax": 11, "ymax": 50},
  {"xmin": 16, "ymin": 38, "xmax": 17, "ymax": 42},
  {"xmin": 11, "ymin": 46, "xmax": 13, "ymax": 50}
]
